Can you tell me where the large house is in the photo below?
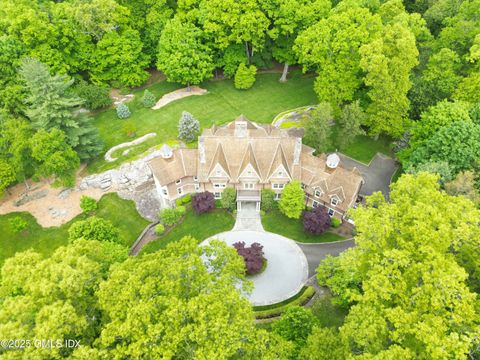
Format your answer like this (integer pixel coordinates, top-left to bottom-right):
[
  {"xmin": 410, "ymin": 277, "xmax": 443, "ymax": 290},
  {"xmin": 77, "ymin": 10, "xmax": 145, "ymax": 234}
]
[{"xmin": 148, "ymin": 116, "xmax": 363, "ymax": 219}]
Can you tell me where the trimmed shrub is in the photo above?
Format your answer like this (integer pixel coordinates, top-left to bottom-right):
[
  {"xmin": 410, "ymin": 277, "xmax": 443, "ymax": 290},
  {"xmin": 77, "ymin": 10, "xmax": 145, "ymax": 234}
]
[
  {"xmin": 141, "ymin": 89, "xmax": 156, "ymax": 107},
  {"xmin": 233, "ymin": 241, "xmax": 265, "ymax": 275},
  {"xmin": 9, "ymin": 216, "xmax": 27, "ymax": 233},
  {"xmin": 303, "ymin": 206, "xmax": 331, "ymax": 235},
  {"xmin": 68, "ymin": 216, "xmax": 121, "ymax": 244},
  {"xmin": 279, "ymin": 181, "xmax": 305, "ymax": 219},
  {"xmin": 220, "ymin": 187, "xmax": 237, "ymax": 211},
  {"xmin": 80, "ymin": 195, "xmax": 98, "ymax": 214},
  {"xmin": 74, "ymin": 80, "xmax": 111, "ymax": 110},
  {"xmin": 192, "ymin": 191, "xmax": 215, "ymax": 214},
  {"xmin": 116, "ymin": 103, "xmax": 131, "ymax": 119},
  {"xmin": 234, "ymin": 63, "xmax": 257, "ymax": 90},
  {"xmin": 176, "ymin": 205, "xmax": 186, "ymax": 217},
  {"xmin": 331, "ymin": 217, "xmax": 341, "ymax": 228},
  {"xmin": 178, "ymin": 111, "xmax": 200, "ymax": 142},
  {"xmin": 155, "ymin": 224, "xmax": 165, "ymax": 235},
  {"xmin": 175, "ymin": 194, "xmax": 192, "ymax": 207},
  {"xmin": 261, "ymin": 189, "xmax": 276, "ymax": 212},
  {"xmin": 159, "ymin": 208, "xmax": 183, "ymax": 227}
]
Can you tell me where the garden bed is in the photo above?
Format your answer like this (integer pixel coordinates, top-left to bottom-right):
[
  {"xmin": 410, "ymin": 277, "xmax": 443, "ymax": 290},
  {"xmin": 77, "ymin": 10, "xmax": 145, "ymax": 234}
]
[{"xmin": 253, "ymin": 286, "xmax": 316, "ymax": 319}]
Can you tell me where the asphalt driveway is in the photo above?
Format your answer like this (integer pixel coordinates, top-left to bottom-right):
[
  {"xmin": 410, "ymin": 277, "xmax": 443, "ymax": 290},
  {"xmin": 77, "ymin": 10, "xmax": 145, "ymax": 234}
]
[
  {"xmin": 298, "ymin": 239, "xmax": 355, "ymax": 277},
  {"xmin": 339, "ymin": 153, "xmax": 398, "ymax": 199}
]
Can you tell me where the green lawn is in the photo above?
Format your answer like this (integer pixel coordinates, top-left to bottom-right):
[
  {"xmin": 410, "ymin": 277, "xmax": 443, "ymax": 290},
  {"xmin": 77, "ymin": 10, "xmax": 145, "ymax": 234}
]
[
  {"xmin": 87, "ymin": 73, "xmax": 318, "ymax": 174},
  {"xmin": 141, "ymin": 208, "xmax": 235, "ymax": 254},
  {"xmin": 0, "ymin": 193, "xmax": 149, "ymax": 266},
  {"xmin": 262, "ymin": 209, "xmax": 345, "ymax": 243}
]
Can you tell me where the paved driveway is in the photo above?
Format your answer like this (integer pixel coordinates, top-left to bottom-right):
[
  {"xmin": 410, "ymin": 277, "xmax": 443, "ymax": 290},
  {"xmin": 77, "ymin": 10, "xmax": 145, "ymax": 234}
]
[
  {"xmin": 298, "ymin": 239, "xmax": 355, "ymax": 277},
  {"xmin": 203, "ymin": 230, "xmax": 309, "ymax": 306},
  {"xmin": 339, "ymin": 153, "xmax": 397, "ymax": 198}
]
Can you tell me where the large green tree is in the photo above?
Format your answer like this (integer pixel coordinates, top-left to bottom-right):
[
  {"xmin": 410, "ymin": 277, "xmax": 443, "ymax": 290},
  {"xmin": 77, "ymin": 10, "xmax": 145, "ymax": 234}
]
[
  {"xmin": 88, "ymin": 237, "xmax": 292, "ymax": 358},
  {"xmin": 0, "ymin": 240, "xmax": 128, "ymax": 359},
  {"xmin": 30, "ymin": 129, "xmax": 80, "ymax": 187},
  {"xmin": 157, "ymin": 17, "xmax": 215, "ymax": 89},
  {"xmin": 263, "ymin": 0, "xmax": 331, "ymax": 82},
  {"xmin": 360, "ymin": 22, "xmax": 419, "ymax": 137},
  {"xmin": 304, "ymin": 103, "xmax": 333, "ymax": 153},
  {"xmin": 316, "ymin": 173, "xmax": 480, "ymax": 358},
  {"xmin": 295, "ymin": 3, "xmax": 382, "ymax": 110},
  {"xmin": 19, "ymin": 58, "xmax": 103, "ymax": 161}
]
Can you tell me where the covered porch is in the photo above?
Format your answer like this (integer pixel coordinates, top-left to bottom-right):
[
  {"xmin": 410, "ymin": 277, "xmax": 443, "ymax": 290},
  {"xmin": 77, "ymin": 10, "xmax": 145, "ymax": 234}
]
[{"xmin": 237, "ymin": 190, "xmax": 261, "ymax": 212}]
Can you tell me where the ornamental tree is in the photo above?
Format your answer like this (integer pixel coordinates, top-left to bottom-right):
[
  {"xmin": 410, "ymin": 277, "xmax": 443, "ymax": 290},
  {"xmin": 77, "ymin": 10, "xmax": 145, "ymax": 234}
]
[
  {"xmin": 278, "ymin": 181, "xmax": 305, "ymax": 219},
  {"xmin": 303, "ymin": 206, "xmax": 331, "ymax": 235},
  {"xmin": 192, "ymin": 191, "xmax": 215, "ymax": 214},
  {"xmin": 141, "ymin": 89, "xmax": 156, "ymax": 108},
  {"xmin": 234, "ymin": 63, "xmax": 257, "ymax": 90},
  {"xmin": 68, "ymin": 216, "xmax": 121, "ymax": 245},
  {"xmin": 178, "ymin": 111, "xmax": 200, "ymax": 143},
  {"xmin": 233, "ymin": 241, "xmax": 265, "ymax": 275},
  {"xmin": 116, "ymin": 103, "xmax": 131, "ymax": 119},
  {"xmin": 80, "ymin": 195, "xmax": 98, "ymax": 214}
]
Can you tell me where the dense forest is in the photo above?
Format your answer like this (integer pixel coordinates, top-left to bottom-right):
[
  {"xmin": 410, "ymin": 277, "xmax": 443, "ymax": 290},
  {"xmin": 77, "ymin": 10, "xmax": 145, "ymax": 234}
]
[{"xmin": 1, "ymin": 0, "xmax": 480, "ymax": 358}]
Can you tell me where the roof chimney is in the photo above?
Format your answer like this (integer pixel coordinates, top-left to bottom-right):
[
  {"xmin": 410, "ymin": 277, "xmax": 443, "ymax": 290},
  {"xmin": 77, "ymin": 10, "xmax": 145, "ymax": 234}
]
[{"xmin": 293, "ymin": 138, "xmax": 302, "ymax": 165}]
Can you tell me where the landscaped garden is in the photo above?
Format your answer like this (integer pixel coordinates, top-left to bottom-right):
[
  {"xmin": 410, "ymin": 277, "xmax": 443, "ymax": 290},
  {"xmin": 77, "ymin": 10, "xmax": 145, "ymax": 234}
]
[
  {"xmin": 262, "ymin": 209, "xmax": 345, "ymax": 243},
  {"xmin": 141, "ymin": 207, "xmax": 235, "ymax": 254},
  {"xmin": 87, "ymin": 73, "xmax": 319, "ymax": 174},
  {"xmin": 0, "ymin": 193, "xmax": 148, "ymax": 266}
]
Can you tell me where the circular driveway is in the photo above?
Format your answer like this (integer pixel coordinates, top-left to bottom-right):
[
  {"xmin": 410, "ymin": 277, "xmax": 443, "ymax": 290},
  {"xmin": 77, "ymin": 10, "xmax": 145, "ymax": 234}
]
[{"xmin": 202, "ymin": 230, "xmax": 309, "ymax": 306}]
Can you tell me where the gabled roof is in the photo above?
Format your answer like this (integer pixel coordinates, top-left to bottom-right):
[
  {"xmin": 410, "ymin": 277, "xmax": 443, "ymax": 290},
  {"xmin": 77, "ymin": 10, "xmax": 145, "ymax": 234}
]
[
  {"xmin": 238, "ymin": 142, "xmax": 261, "ymax": 179},
  {"xmin": 208, "ymin": 143, "xmax": 231, "ymax": 178},
  {"xmin": 267, "ymin": 144, "xmax": 291, "ymax": 181}
]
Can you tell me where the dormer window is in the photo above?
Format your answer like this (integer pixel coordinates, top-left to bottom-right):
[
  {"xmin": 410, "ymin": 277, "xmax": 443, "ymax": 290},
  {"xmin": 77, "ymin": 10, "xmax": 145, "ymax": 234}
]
[
  {"xmin": 194, "ymin": 176, "xmax": 198, "ymax": 182},
  {"xmin": 314, "ymin": 189, "xmax": 322, "ymax": 198},
  {"xmin": 331, "ymin": 197, "xmax": 339, "ymax": 206},
  {"xmin": 175, "ymin": 179, "xmax": 181, "ymax": 185}
]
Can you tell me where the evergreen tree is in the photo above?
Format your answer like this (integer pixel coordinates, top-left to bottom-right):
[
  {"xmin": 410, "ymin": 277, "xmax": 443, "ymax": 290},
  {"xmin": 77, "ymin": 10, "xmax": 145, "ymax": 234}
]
[
  {"xmin": 19, "ymin": 58, "xmax": 103, "ymax": 161},
  {"xmin": 141, "ymin": 89, "xmax": 156, "ymax": 108},
  {"xmin": 178, "ymin": 111, "xmax": 200, "ymax": 142},
  {"xmin": 116, "ymin": 103, "xmax": 131, "ymax": 119}
]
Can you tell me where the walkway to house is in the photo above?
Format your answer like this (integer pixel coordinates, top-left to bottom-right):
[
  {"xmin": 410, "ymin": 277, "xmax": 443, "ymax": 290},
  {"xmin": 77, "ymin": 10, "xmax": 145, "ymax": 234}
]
[
  {"xmin": 339, "ymin": 153, "xmax": 398, "ymax": 199},
  {"xmin": 232, "ymin": 201, "xmax": 263, "ymax": 231}
]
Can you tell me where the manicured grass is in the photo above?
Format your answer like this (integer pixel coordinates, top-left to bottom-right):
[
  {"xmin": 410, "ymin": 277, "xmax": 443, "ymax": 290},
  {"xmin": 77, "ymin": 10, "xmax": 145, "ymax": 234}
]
[
  {"xmin": 338, "ymin": 133, "xmax": 394, "ymax": 164},
  {"xmin": 141, "ymin": 208, "xmax": 235, "ymax": 254},
  {"xmin": 262, "ymin": 209, "xmax": 345, "ymax": 243},
  {"xmin": 311, "ymin": 292, "xmax": 349, "ymax": 328},
  {"xmin": 87, "ymin": 74, "xmax": 318, "ymax": 174},
  {"xmin": 0, "ymin": 193, "xmax": 148, "ymax": 266},
  {"xmin": 253, "ymin": 286, "xmax": 316, "ymax": 319}
]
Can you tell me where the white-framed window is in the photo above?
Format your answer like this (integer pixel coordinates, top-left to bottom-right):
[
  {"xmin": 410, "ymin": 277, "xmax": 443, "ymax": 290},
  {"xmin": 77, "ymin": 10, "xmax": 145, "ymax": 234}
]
[
  {"xmin": 213, "ymin": 183, "xmax": 226, "ymax": 189},
  {"xmin": 272, "ymin": 183, "xmax": 284, "ymax": 189},
  {"xmin": 175, "ymin": 179, "xmax": 181, "ymax": 185},
  {"xmin": 328, "ymin": 208, "xmax": 334, "ymax": 217},
  {"xmin": 247, "ymin": 169, "xmax": 253, "ymax": 176},
  {"xmin": 177, "ymin": 188, "xmax": 183, "ymax": 195},
  {"xmin": 314, "ymin": 189, "xmax": 322, "ymax": 198},
  {"xmin": 194, "ymin": 176, "xmax": 198, "ymax": 182},
  {"xmin": 214, "ymin": 192, "xmax": 221, "ymax": 199},
  {"xmin": 331, "ymin": 197, "xmax": 338, "ymax": 206},
  {"xmin": 194, "ymin": 184, "xmax": 200, "ymax": 191},
  {"xmin": 278, "ymin": 170, "xmax": 283, "ymax": 176},
  {"xmin": 216, "ymin": 169, "xmax": 222, "ymax": 176},
  {"xmin": 313, "ymin": 200, "xmax": 319, "ymax": 208},
  {"xmin": 244, "ymin": 183, "xmax": 254, "ymax": 190},
  {"xmin": 274, "ymin": 193, "xmax": 281, "ymax": 200},
  {"xmin": 162, "ymin": 188, "xmax": 168, "ymax": 196}
]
